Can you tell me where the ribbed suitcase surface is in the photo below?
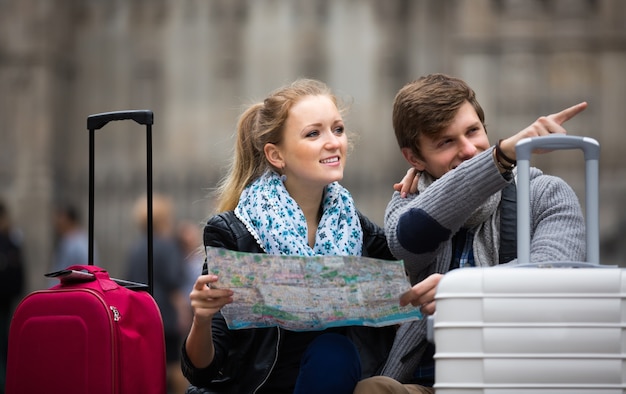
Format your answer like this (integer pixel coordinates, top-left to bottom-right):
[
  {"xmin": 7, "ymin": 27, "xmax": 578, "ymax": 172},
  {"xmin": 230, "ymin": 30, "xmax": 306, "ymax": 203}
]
[{"xmin": 433, "ymin": 266, "xmax": 626, "ymax": 393}]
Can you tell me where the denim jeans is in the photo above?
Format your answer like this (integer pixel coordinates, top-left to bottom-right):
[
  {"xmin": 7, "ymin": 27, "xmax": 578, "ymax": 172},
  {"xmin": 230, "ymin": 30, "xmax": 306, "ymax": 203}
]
[{"xmin": 293, "ymin": 333, "xmax": 362, "ymax": 394}]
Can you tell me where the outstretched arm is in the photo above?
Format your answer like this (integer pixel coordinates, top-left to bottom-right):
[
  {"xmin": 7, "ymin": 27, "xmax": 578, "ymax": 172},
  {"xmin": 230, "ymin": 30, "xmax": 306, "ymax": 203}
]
[{"xmin": 497, "ymin": 102, "xmax": 588, "ymax": 160}]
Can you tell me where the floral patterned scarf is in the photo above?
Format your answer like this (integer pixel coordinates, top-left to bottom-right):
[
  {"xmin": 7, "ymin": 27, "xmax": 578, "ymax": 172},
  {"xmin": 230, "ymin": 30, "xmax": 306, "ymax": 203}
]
[{"xmin": 235, "ymin": 171, "xmax": 363, "ymax": 257}]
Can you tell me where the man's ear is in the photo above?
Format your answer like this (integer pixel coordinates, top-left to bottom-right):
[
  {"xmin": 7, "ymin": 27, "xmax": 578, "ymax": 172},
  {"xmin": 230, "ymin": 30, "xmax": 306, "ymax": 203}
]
[
  {"xmin": 264, "ymin": 143, "xmax": 284, "ymax": 169},
  {"xmin": 401, "ymin": 147, "xmax": 426, "ymax": 171}
]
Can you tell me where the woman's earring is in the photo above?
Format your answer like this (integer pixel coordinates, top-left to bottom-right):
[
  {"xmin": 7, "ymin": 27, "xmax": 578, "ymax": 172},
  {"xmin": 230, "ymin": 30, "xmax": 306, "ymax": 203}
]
[{"xmin": 280, "ymin": 174, "xmax": 287, "ymax": 182}]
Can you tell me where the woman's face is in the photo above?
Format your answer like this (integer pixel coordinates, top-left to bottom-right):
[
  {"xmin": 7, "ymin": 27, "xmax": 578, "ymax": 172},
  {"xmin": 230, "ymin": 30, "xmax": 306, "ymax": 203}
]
[{"xmin": 273, "ymin": 95, "xmax": 348, "ymax": 190}]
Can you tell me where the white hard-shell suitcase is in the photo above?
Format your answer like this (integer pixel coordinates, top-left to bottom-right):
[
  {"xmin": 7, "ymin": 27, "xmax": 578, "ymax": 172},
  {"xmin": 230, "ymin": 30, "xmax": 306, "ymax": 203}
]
[{"xmin": 431, "ymin": 135, "xmax": 626, "ymax": 393}]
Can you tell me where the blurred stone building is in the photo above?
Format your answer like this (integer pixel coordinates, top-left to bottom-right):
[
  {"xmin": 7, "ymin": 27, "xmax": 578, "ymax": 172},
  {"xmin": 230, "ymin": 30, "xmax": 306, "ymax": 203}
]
[{"xmin": 1, "ymin": 0, "xmax": 625, "ymax": 292}]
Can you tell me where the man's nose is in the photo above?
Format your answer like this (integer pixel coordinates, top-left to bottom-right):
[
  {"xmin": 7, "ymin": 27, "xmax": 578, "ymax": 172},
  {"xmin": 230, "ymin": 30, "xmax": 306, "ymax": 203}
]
[{"xmin": 459, "ymin": 137, "xmax": 477, "ymax": 159}]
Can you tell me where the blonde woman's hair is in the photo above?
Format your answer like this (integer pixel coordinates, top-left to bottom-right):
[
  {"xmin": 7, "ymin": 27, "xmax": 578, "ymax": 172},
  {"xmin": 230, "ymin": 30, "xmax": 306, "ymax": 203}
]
[{"xmin": 215, "ymin": 79, "xmax": 344, "ymax": 212}]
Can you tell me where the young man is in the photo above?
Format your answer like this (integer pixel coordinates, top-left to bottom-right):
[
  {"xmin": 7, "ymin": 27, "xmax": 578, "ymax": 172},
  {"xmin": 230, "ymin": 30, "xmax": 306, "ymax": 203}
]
[{"xmin": 355, "ymin": 73, "xmax": 587, "ymax": 393}]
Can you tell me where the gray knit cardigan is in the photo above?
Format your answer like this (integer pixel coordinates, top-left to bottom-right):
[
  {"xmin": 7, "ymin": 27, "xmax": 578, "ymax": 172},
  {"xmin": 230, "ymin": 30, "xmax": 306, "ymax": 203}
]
[{"xmin": 380, "ymin": 147, "xmax": 586, "ymax": 382}]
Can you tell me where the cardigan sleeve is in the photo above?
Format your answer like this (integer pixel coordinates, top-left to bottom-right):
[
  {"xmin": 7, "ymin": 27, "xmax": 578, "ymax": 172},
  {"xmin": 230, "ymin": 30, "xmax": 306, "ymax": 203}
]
[{"xmin": 384, "ymin": 148, "xmax": 510, "ymax": 281}]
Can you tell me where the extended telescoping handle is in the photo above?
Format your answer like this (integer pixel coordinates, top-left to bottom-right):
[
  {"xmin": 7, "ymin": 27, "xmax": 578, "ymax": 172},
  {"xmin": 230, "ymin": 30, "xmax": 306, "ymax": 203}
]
[
  {"xmin": 515, "ymin": 134, "xmax": 600, "ymax": 265},
  {"xmin": 86, "ymin": 110, "xmax": 154, "ymax": 294}
]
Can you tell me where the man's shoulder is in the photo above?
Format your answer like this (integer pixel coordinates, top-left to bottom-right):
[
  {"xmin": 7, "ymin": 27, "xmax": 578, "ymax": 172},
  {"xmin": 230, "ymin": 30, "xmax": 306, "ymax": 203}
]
[{"xmin": 527, "ymin": 167, "xmax": 572, "ymax": 190}]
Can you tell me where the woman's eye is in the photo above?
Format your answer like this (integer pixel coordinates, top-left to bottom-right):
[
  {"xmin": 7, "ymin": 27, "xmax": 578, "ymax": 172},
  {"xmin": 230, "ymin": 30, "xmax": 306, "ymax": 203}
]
[
  {"xmin": 334, "ymin": 126, "xmax": 345, "ymax": 135},
  {"xmin": 306, "ymin": 130, "xmax": 320, "ymax": 138}
]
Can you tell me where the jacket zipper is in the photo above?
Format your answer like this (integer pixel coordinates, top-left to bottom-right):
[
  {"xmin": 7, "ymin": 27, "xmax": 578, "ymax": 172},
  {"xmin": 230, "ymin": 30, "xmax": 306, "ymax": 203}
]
[{"xmin": 252, "ymin": 327, "xmax": 281, "ymax": 393}]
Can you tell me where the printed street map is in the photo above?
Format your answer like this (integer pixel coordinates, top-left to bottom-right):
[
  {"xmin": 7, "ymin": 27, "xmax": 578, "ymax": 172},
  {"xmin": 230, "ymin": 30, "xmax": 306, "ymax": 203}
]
[{"xmin": 205, "ymin": 246, "xmax": 422, "ymax": 331}]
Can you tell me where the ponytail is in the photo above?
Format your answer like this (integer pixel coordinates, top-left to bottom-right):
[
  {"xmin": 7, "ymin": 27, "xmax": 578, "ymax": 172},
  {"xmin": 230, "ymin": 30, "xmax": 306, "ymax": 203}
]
[{"xmin": 215, "ymin": 103, "xmax": 266, "ymax": 212}]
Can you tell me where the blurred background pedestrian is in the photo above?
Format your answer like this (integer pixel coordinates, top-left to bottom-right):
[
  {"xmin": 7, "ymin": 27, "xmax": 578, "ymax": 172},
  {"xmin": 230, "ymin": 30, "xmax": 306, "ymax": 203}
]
[
  {"xmin": 176, "ymin": 220, "xmax": 204, "ymax": 304},
  {"xmin": 126, "ymin": 194, "xmax": 189, "ymax": 394},
  {"xmin": 0, "ymin": 199, "xmax": 25, "ymax": 394},
  {"xmin": 49, "ymin": 202, "xmax": 97, "ymax": 283}
]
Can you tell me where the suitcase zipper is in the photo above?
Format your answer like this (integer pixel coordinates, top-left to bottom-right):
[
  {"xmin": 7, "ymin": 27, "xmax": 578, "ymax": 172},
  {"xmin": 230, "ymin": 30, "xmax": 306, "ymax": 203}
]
[
  {"xmin": 47, "ymin": 288, "xmax": 118, "ymax": 393},
  {"xmin": 107, "ymin": 303, "xmax": 121, "ymax": 393},
  {"xmin": 91, "ymin": 290, "xmax": 118, "ymax": 394},
  {"xmin": 79, "ymin": 288, "xmax": 118, "ymax": 393},
  {"xmin": 110, "ymin": 306, "xmax": 120, "ymax": 322}
]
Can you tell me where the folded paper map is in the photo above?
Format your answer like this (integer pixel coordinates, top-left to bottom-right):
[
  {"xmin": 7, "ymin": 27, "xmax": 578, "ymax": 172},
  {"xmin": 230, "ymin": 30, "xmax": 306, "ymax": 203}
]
[{"xmin": 206, "ymin": 246, "xmax": 422, "ymax": 331}]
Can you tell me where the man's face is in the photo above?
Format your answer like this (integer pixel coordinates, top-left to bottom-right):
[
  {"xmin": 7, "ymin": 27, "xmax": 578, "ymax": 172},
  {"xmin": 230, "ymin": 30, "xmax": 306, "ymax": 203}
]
[{"xmin": 401, "ymin": 101, "xmax": 490, "ymax": 179}]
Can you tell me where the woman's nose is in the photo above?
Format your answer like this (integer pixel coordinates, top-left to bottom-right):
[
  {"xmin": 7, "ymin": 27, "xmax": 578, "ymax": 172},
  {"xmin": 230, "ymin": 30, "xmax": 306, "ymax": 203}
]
[{"xmin": 324, "ymin": 131, "xmax": 343, "ymax": 149}]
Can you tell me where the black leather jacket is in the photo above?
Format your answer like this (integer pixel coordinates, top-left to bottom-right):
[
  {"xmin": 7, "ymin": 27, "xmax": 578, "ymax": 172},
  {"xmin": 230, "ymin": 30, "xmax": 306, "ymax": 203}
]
[{"xmin": 182, "ymin": 210, "xmax": 397, "ymax": 394}]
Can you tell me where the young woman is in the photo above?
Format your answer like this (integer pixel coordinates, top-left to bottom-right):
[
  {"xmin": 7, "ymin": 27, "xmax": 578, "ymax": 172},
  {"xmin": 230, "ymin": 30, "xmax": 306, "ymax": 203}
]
[{"xmin": 181, "ymin": 79, "xmax": 397, "ymax": 394}]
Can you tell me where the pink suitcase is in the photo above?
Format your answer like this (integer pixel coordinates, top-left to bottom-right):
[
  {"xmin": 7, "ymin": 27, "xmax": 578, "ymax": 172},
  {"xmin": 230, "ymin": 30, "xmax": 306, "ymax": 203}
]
[{"xmin": 6, "ymin": 110, "xmax": 167, "ymax": 394}]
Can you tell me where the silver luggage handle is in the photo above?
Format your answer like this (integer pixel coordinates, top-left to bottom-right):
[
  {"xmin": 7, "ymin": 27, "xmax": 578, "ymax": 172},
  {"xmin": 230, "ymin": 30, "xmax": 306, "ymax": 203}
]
[{"xmin": 515, "ymin": 135, "xmax": 600, "ymax": 265}]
